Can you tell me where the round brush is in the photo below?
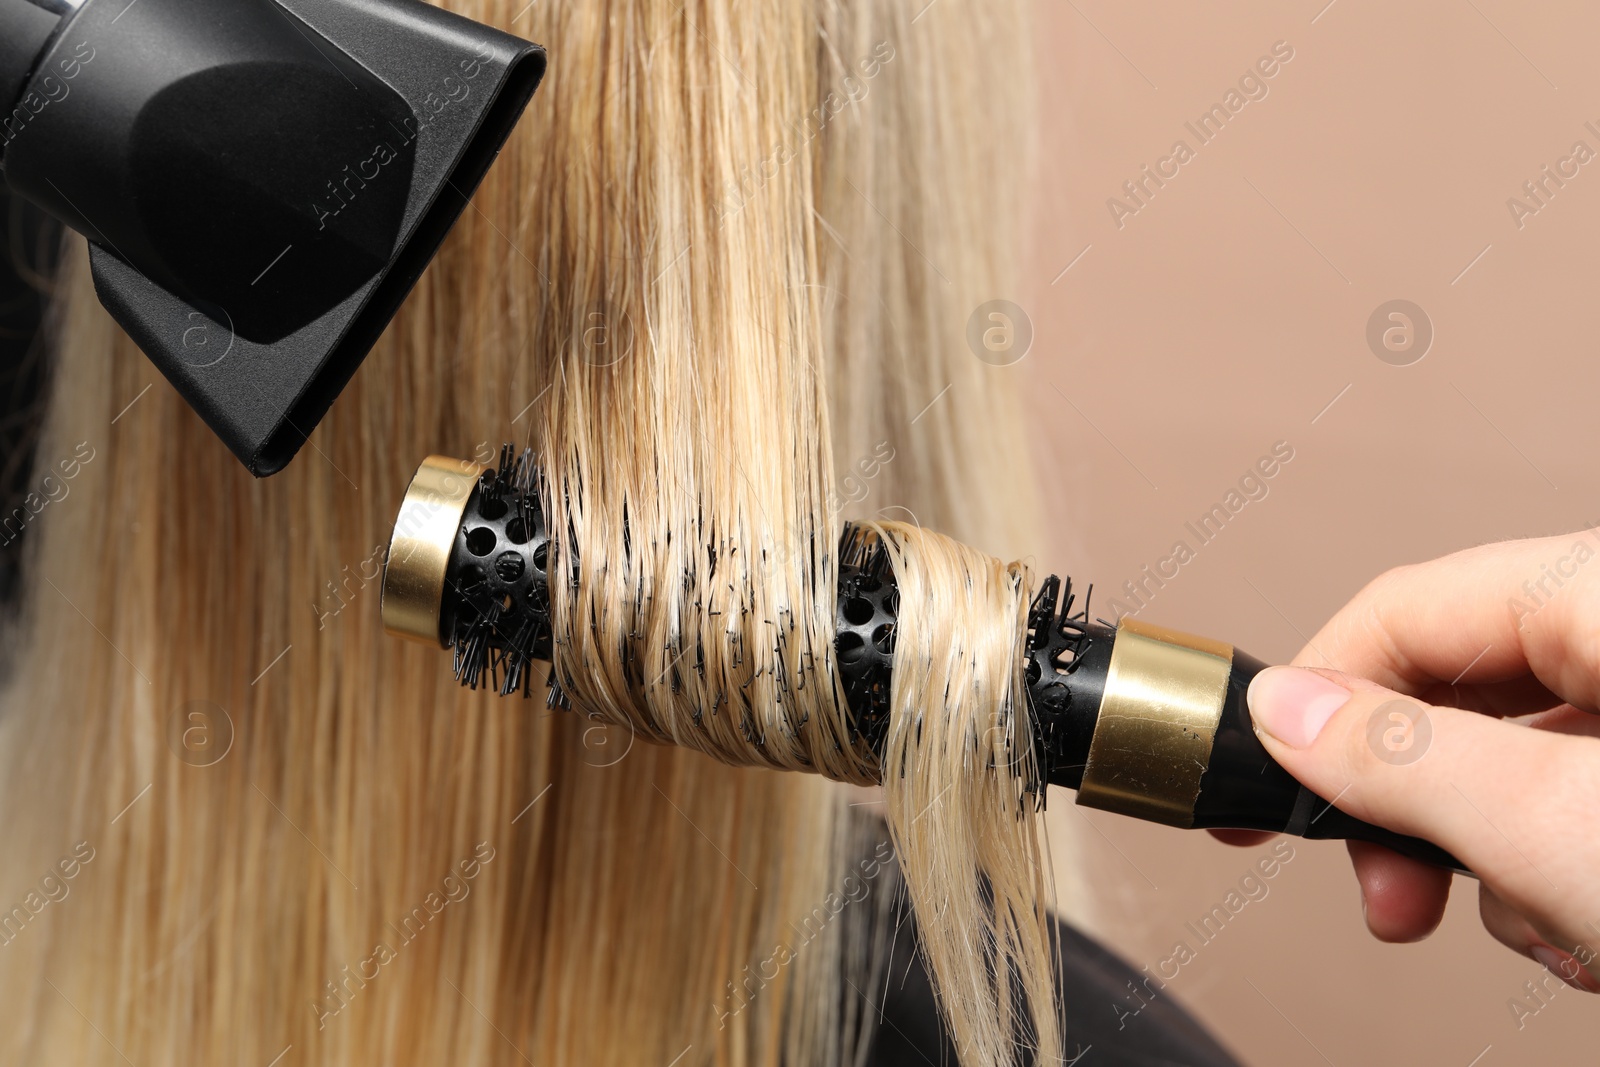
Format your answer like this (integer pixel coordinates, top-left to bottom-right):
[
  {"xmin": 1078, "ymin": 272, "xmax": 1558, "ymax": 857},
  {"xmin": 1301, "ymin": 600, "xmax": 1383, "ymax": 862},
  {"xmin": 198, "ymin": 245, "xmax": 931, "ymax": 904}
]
[{"xmin": 381, "ymin": 447, "xmax": 1468, "ymax": 875}]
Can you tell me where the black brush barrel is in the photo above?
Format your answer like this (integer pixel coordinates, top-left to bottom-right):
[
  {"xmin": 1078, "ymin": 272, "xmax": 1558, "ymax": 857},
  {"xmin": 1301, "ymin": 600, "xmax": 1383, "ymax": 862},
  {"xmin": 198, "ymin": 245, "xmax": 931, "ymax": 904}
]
[{"xmin": 441, "ymin": 448, "xmax": 554, "ymax": 696}]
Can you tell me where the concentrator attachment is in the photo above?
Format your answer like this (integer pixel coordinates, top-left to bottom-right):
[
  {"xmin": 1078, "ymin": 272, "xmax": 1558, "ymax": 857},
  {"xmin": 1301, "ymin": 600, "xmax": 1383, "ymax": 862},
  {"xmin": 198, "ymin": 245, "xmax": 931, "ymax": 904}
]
[
  {"xmin": 380, "ymin": 448, "xmax": 1469, "ymax": 875},
  {"xmin": 0, "ymin": 0, "xmax": 546, "ymax": 475}
]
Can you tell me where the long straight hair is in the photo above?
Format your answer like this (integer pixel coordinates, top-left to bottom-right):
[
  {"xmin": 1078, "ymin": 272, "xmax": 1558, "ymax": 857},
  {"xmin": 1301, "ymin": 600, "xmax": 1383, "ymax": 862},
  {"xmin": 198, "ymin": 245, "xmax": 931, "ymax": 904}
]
[{"xmin": 0, "ymin": 1, "xmax": 1062, "ymax": 1064}]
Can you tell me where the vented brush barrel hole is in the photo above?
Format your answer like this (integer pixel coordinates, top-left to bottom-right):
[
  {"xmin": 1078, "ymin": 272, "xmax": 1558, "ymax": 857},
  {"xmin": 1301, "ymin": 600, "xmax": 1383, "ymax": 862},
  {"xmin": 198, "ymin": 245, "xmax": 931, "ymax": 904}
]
[
  {"xmin": 872, "ymin": 624, "xmax": 895, "ymax": 654},
  {"xmin": 466, "ymin": 527, "xmax": 497, "ymax": 556},
  {"xmin": 495, "ymin": 552, "xmax": 525, "ymax": 581},
  {"xmin": 842, "ymin": 596, "xmax": 875, "ymax": 626}
]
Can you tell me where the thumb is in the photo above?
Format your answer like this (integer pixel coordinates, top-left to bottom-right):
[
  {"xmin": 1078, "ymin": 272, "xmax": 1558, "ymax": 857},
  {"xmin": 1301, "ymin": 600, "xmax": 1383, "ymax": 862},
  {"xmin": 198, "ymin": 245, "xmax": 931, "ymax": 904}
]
[{"xmin": 1245, "ymin": 665, "xmax": 1580, "ymax": 909}]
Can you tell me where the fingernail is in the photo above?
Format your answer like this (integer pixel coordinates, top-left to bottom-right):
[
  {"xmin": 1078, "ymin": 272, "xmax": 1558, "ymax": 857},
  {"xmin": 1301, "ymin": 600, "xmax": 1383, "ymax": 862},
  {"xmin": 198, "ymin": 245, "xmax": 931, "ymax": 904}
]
[
  {"xmin": 1533, "ymin": 944, "xmax": 1600, "ymax": 993},
  {"xmin": 1247, "ymin": 666, "xmax": 1351, "ymax": 748}
]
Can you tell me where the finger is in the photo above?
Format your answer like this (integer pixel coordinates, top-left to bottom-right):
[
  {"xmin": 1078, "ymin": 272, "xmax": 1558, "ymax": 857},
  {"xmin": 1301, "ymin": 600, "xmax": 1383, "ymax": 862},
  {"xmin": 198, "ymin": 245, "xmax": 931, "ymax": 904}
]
[
  {"xmin": 1481, "ymin": 885, "xmax": 1600, "ymax": 994},
  {"xmin": 1207, "ymin": 829, "xmax": 1277, "ymax": 847},
  {"xmin": 1521, "ymin": 704, "xmax": 1600, "ymax": 739},
  {"xmin": 1347, "ymin": 840, "xmax": 1451, "ymax": 942},
  {"xmin": 1288, "ymin": 530, "xmax": 1600, "ymax": 710},
  {"xmin": 1479, "ymin": 883, "xmax": 1544, "ymax": 954},
  {"xmin": 1414, "ymin": 674, "xmax": 1565, "ymax": 720},
  {"xmin": 1246, "ymin": 665, "xmax": 1600, "ymax": 926}
]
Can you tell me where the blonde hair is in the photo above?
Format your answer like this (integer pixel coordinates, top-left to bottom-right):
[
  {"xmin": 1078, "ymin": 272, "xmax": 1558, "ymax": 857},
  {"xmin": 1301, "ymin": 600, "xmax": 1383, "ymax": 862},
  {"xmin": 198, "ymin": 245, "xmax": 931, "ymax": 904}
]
[{"xmin": 0, "ymin": 1, "xmax": 1066, "ymax": 1064}]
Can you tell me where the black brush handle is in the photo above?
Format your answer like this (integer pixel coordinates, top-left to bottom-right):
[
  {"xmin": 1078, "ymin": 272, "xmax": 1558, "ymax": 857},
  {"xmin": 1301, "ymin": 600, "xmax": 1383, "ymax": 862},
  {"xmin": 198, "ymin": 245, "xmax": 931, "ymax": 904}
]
[
  {"xmin": 1189, "ymin": 651, "xmax": 1469, "ymax": 874},
  {"xmin": 1023, "ymin": 591, "xmax": 1472, "ymax": 877}
]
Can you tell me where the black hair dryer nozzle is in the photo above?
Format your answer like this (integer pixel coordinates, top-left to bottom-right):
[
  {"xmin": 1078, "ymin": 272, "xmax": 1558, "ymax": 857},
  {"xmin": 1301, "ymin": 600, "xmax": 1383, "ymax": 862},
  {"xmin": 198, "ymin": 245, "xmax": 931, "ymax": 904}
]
[{"xmin": 0, "ymin": 0, "xmax": 545, "ymax": 474}]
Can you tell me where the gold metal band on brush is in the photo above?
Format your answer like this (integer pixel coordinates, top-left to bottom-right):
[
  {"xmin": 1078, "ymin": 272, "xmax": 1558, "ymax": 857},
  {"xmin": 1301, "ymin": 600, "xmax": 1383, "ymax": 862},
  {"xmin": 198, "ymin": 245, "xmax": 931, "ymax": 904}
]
[
  {"xmin": 380, "ymin": 455, "xmax": 487, "ymax": 646},
  {"xmin": 1076, "ymin": 618, "xmax": 1235, "ymax": 828}
]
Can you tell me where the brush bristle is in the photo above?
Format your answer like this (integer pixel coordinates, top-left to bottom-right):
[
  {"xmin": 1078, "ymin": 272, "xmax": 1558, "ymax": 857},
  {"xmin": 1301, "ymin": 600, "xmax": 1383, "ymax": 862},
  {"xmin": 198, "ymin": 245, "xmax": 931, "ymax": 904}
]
[
  {"xmin": 1022, "ymin": 573, "xmax": 1097, "ymax": 797},
  {"xmin": 443, "ymin": 446, "xmax": 560, "ymax": 700},
  {"xmin": 834, "ymin": 525, "xmax": 898, "ymax": 756}
]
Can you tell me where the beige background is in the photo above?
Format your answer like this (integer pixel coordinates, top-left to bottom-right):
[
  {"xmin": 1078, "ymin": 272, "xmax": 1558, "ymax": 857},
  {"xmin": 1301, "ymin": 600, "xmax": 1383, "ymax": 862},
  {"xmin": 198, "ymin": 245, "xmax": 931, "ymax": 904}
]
[{"xmin": 1016, "ymin": 1, "xmax": 1598, "ymax": 1063}]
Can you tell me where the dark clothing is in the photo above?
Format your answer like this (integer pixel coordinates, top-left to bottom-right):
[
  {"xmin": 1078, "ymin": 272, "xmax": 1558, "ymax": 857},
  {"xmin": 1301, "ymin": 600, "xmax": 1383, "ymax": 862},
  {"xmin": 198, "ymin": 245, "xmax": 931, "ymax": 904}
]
[{"xmin": 869, "ymin": 890, "xmax": 1242, "ymax": 1067}]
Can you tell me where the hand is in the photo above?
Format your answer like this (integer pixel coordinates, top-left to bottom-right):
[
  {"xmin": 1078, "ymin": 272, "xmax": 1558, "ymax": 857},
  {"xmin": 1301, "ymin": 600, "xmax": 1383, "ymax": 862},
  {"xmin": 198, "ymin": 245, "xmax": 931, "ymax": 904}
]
[{"xmin": 1214, "ymin": 531, "xmax": 1600, "ymax": 992}]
